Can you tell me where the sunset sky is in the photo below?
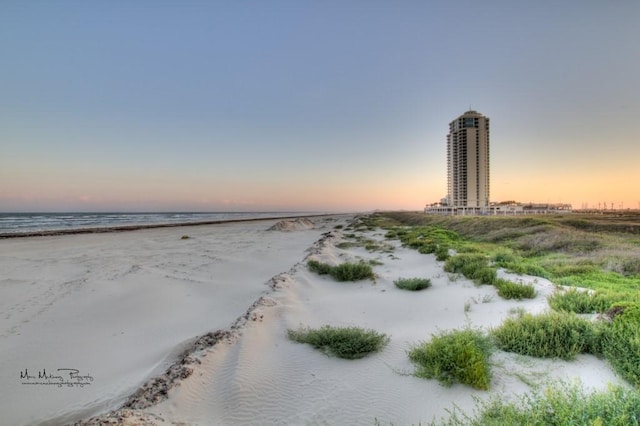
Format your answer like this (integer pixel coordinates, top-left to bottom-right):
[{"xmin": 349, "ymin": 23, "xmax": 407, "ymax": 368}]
[{"xmin": 1, "ymin": 1, "xmax": 639, "ymax": 212}]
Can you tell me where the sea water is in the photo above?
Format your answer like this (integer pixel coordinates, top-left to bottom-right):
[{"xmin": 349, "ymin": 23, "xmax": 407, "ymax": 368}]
[{"xmin": 0, "ymin": 212, "xmax": 311, "ymax": 235}]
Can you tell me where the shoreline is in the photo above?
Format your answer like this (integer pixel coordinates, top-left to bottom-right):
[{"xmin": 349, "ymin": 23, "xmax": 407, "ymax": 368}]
[{"xmin": 0, "ymin": 213, "xmax": 343, "ymax": 239}]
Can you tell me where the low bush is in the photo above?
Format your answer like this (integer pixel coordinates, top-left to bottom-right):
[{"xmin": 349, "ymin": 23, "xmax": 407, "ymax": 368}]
[
  {"xmin": 408, "ymin": 328, "xmax": 493, "ymax": 390},
  {"xmin": 435, "ymin": 245, "xmax": 450, "ymax": 261},
  {"xmin": 547, "ymin": 288, "xmax": 620, "ymax": 313},
  {"xmin": 287, "ymin": 325, "xmax": 389, "ymax": 359},
  {"xmin": 307, "ymin": 260, "xmax": 375, "ymax": 282},
  {"xmin": 491, "ymin": 311, "xmax": 595, "ymax": 360},
  {"xmin": 494, "ymin": 278, "xmax": 536, "ymax": 300},
  {"xmin": 307, "ymin": 259, "xmax": 334, "ymax": 275},
  {"xmin": 444, "ymin": 254, "xmax": 497, "ymax": 285},
  {"xmin": 332, "ymin": 262, "xmax": 375, "ymax": 281},
  {"xmin": 394, "ymin": 277, "xmax": 432, "ymax": 291},
  {"xmin": 599, "ymin": 303, "xmax": 640, "ymax": 387}
]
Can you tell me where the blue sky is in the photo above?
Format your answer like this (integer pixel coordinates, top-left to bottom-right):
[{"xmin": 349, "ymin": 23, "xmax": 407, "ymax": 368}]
[{"xmin": 1, "ymin": 1, "xmax": 639, "ymax": 212}]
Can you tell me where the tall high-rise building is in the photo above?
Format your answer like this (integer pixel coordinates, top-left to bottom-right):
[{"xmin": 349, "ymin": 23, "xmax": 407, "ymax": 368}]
[{"xmin": 447, "ymin": 110, "xmax": 490, "ymax": 208}]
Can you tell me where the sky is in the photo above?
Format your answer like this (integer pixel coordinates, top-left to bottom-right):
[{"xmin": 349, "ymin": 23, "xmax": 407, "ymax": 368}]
[{"xmin": 1, "ymin": 1, "xmax": 639, "ymax": 212}]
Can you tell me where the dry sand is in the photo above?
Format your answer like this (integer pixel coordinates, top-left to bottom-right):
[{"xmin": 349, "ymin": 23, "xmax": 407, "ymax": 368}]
[
  {"xmin": 1, "ymin": 216, "xmax": 628, "ymax": 425},
  {"xmin": 0, "ymin": 216, "xmax": 347, "ymax": 425}
]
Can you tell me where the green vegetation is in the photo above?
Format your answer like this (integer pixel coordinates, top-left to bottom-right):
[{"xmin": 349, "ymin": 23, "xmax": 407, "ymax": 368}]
[
  {"xmin": 375, "ymin": 212, "xmax": 640, "ymax": 300},
  {"xmin": 599, "ymin": 302, "xmax": 640, "ymax": 387},
  {"xmin": 547, "ymin": 288, "xmax": 625, "ymax": 313},
  {"xmin": 491, "ymin": 311, "xmax": 596, "ymax": 359},
  {"xmin": 408, "ymin": 328, "xmax": 493, "ymax": 390},
  {"xmin": 181, "ymin": 235, "xmax": 190, "ymax": 240},
  {"xmin": 494, "ymin": 278, "xmax": 536, "ymax": 300},
  {"xmin": 337, "ymin": 233, "xmax": 395, "ymax": 253},
  {"xmin": 444, "ymin": 253, "xmax": 497, "ymax": 285},
  {"xmin": 434, "ymin": 382, "xmax": 640, "ymax": 426},
  {"xmin": 287, "ymin": 325, "xmax": 389, "ymax": 359},
  {"xmin": 371, "ymin": 211, "xmax": 640, "ymax": 379},
  {"xmin": 489, "ymin": 305, "xmax": 640, "ymax": 386},
  {"xmin": 394, "ymin": 277, "xmax": 432, "ymax": 291},
  {"xmin": 307, "ymin": 259, "xmax": 375, "ymax": 282},
  {"xmin": 358, "ymin": 212, "xmax": 640, "ymax": 424}
]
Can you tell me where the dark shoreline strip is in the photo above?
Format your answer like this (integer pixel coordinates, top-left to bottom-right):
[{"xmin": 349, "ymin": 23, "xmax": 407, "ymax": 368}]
[{"xmin": 0, "ymin": 213, "xmax": 339, "ymax": 239}]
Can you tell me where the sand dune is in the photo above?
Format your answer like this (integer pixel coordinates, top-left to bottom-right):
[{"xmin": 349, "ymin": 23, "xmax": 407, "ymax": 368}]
[{"xmin": 134, "ymin": 224, "xmax": 625, "ymax": 425}]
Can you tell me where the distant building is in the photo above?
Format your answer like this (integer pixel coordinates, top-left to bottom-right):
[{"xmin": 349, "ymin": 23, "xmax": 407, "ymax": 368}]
[
  {"xmin": 447, "ymin": 110, "xmax": 490, "ymax": 210},
  {"xmin": 425, "ymin": 110, "xmax": 571, "ymax": 215}
]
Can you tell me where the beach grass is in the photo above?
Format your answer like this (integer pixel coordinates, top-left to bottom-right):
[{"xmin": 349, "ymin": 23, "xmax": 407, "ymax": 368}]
[
  {"xmin": 599, "ymin": 302, "xmax": 640, "ymax": 387},
  {"xmin": 307, "ymin": 260, "xmax": 375, "ymax": 282},
  {"xmin": 491, "ymin": 311, "xmax": 595, "ymax": 360},
  {"xmin": 394, "ymin": 277, "xmax": 432, "ymax": 291},
  {"xmin": 287, "ymin": 325, "xmax": 389, "ymax": 359},
  {"xmin": 434, "ymin": 382, "xmax": 640, "ymax": 426},
  {"xmin": 547, "ymin": 287, "xmax": 624, "ymax": 313},
  {"xmin": 443, "ymin": 254, "xmax": 497, "ymax": 285},
  {"xmin": 494, "ymin": 278, "xmax": 537, "ymax": 300},
  {"xmin": 408, "ymin": 328, "xmax": 493, "ymax": 390}
]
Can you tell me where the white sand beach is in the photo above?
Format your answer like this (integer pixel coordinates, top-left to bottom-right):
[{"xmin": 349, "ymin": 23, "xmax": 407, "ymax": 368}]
[
  {"xmin": 1, "ymin": 216, "xmax": 628, "ymax": 425},
  {"xmin": 0, "ymin": 216, "xmax": 341, "ymax": 425}
]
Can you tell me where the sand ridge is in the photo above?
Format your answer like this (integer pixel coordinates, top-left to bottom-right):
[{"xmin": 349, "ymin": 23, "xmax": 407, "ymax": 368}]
[{"xmin": 135, "ymin": 222, "xmax": 627, "ymax": 425}]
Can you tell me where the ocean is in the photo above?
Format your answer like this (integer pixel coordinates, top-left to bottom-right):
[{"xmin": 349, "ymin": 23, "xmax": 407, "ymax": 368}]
[{"xmin": 0, "ymin": 212, "xmax": 315, "ymax": 236}]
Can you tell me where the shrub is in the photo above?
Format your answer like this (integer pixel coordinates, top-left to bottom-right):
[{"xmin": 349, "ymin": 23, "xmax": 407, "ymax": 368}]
[
  {"xmin": 408, "ymin": 328, "xmax": 493, "ymax": 390},
  {"xmin": 491, "ymin": 312, "xmax": 595, "ymax": 360},
  {"xmin": 331, "ymin": 262, "xmax": 375, "ymax": 281},
  {"xmin": 599, "ymin": 302, "xmax": 640, "ymax": 387},
  {"xmin": 547, "ymin": 288, "xmax": 619, "ymax": 313},
  {"xmin": 394, "ymin": 277, "xmax": 432, "ymax": 291},
  {"xmin": 287, "ymin": 326, "xmax": 389, "ymax": 359},
  {"xmin": 307, "ymin": 259, "xmax": 334, "ymax": 275},
  {"xmin": 307, "ymin": 260, "xmax": 375, "ymax": 282},
  {"xmin": 435, "ymin": 245, "xmax": 450, "ymax": 261},
  {"xmin": 473, "ymin": 267, "xmax": 498, "ymax": 285},
  {"xmin": 494, "ymin": 278, "xmax": 536, "ymax": 300},
  {"xmin": 444, "ymin": 254, "xmax": 497, "ymax": 284},
  {"xmin": 492, "ymin": 312, "xmax": 596, "ymax": 360}
]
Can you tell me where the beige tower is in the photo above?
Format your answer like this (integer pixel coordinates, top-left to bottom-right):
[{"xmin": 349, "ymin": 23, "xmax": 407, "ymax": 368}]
[{"xmin": 447, "ymin": 110, "xmax": 490, "ymax": 208}]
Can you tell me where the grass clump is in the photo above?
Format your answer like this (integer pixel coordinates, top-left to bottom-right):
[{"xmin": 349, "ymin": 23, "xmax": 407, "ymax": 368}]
[
  {"xmin": 547, "ymin": 288, "xmax": 623, "ymax": 313},
  {"xmin": 408, "ymin": 328, "xmax": 493, "ymax": 390},
  {"xmin": 307, "ymin": 259, "xmax": 333, "ymax": 275},
  {"xmin": 494, "ymin": 278, "xmax": 537, "ymax": 300},
  {"xmin": 394, "ymin": 277, "xmax": 432, "ymax": 291},
  {"xmin": 599, "ymin": 303, "xmax": 640, "ymax": 387},
  {"xmin": 438, "ymin": 382, "xmax": 640, "ymax": 425},
  {"xmin": 287, "ymin": 325, "xmax": 389, "ymax": 359},
  {"xmin": 444, "ymin": 254, "xmax": 498, "ymax": 285},
  {"xmin": 491, "ymin": 311, "xmax": 595, "ymax": 360},
  {"xmin": 307, "ymin": 260, "xmax": 375, "ymax": 282}
]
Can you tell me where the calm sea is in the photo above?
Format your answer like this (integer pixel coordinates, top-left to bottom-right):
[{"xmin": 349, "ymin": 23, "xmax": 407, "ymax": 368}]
[{"xmin": 0, "ymin": 212, "xmax": 313, "ymax": 236}]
